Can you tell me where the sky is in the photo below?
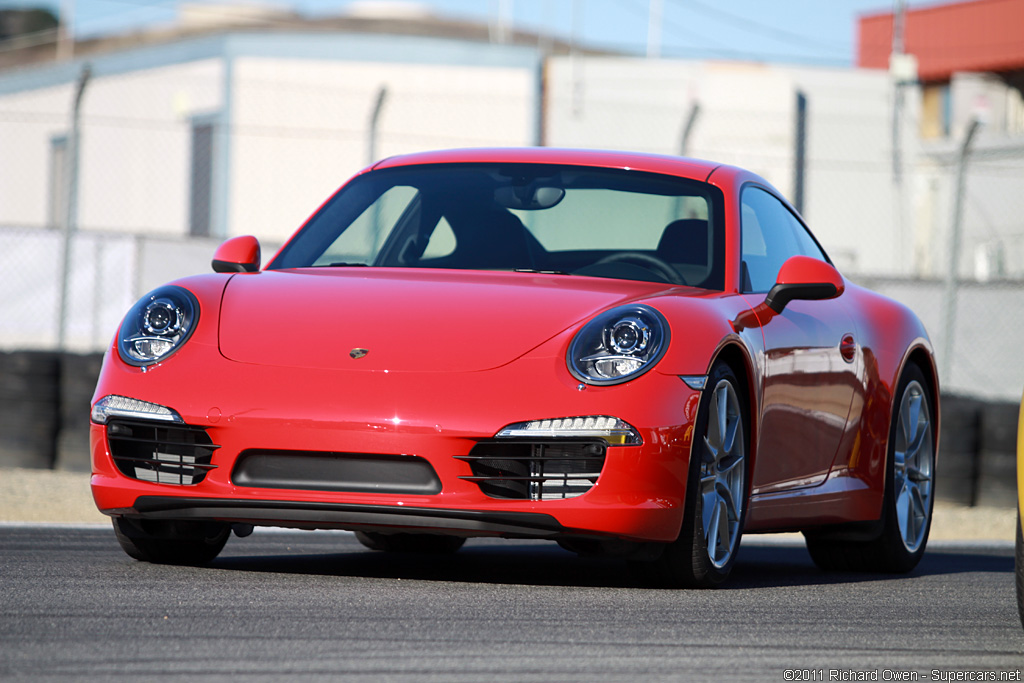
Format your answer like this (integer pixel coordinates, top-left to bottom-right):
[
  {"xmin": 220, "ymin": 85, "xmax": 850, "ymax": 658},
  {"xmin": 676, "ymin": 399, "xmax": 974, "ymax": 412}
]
[{"xmin": 4, "ymin": 0, "xmax": 942, "ymax": 66}]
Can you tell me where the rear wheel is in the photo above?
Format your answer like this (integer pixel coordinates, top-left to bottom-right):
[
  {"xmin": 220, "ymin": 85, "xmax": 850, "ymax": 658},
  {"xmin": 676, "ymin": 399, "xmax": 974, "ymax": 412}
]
[
  {"xmin": 112, "ymin": 517, "xmax": 230, "ymax": 565},
  {"xmin": 634, "ymin": 362, "xmax": 749, "ymax": 588},
  {"xmin": 805, "ymin": 365, "xmax": 935, "ymax": 572},
  {"xmin": 354, "ymin": 531, "xmax": 466, "ymax": 554}
]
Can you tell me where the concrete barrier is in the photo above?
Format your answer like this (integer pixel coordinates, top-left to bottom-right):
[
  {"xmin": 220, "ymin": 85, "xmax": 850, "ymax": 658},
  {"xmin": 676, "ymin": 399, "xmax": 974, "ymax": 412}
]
[
  {"xmin": 975, "ymin": 399, "xmax": 1019, "ymax": 508},
  {"xmin": 0, "ymin": 351, "xmax": 60, "ymax": 469},
  {"xmin": 937, "ymin": 395, "xmax": 983, "ymax": 506},
  {"xmin": 55, "ymin": 352, "xmax": 105, "ymax": 472}
]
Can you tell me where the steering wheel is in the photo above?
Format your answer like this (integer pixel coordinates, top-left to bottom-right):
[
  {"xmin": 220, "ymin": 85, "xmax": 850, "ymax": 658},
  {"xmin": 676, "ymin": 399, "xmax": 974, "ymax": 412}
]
[{"xmin": 593, "ymin": 252, "xmax": 684, "ymax": 285}]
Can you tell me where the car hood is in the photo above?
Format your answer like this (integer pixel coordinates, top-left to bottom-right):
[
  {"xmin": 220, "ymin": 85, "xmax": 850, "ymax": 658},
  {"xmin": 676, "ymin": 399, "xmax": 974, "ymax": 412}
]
[{"xmin": 217, "ymin": 268, "xmax": 678, "ymax": 372}]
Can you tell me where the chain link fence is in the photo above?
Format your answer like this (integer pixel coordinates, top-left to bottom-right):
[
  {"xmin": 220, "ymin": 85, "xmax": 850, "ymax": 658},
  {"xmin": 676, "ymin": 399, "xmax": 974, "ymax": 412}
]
[
  {"xmin": 0, "ymin": 48, "xmax": 1022, "ymax": 491},
  {"xmin": 0, "ymin": 226, "xmax": 233, "ymax": 352}
]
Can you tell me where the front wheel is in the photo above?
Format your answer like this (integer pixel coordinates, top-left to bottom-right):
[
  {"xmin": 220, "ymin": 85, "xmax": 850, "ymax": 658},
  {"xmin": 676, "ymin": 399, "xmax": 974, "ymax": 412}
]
[
  {"xmin": 806, "ymin": 364, "xmax": 935, "ymax": 572},
  {"xmin": 112, "ymin": 517, "xmax": 230, "ymax": 565},
  {"xmin": 634, "ymin": 362, "xmax": 749, "ymax": 588}
]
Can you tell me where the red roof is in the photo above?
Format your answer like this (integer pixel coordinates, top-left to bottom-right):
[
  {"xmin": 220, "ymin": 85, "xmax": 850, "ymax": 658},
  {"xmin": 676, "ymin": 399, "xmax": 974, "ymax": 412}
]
[{"xmin": 858, "ymin": 0, "xmax": 1024, "ymax": 82}]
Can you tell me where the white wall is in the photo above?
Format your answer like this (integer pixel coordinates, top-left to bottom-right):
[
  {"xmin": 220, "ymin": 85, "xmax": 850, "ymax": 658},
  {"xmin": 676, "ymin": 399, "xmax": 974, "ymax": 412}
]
[
  {"xmin": 81, "ymin": 59, "xmax": 225, "ymax": 235},
  {"xmin": 0, "ymin": 59, "xmax": 224, "ymax": 235},
  {"xmin": 0, "ymin": 82, "xmax": 76, "ymax": 227},
  {"xmin": 546, "ymin": 56, "xmax": 904, "ymax": 277},
  {"xmin": 229, "ymin": 57, "xmax": 537, "ymax": 242},
  {"xmin": 780, "ymin": 66, "xmax": 910, "ymax": 276}
]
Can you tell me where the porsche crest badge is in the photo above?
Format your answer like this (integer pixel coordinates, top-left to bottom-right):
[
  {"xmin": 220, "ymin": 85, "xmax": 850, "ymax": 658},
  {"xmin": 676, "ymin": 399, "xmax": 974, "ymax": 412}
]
[{"xmin": 349, "ymin": 348, "xmax": 369, "ymax": 359}]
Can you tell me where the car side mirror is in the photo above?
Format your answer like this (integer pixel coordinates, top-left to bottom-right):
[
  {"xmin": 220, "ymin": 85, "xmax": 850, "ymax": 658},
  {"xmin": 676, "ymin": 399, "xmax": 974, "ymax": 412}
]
[
  {"xmin": 764, "ymin": 256, "xmax": 844, "ymax": 313},
  {"xmin": 212, "ymin": 235, "xmax": 261, "ymax": 273}
]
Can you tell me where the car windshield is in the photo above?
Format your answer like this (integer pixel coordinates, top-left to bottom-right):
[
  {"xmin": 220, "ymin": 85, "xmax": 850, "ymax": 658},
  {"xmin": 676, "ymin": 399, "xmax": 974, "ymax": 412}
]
[{"xmin": 268, "ymin": 163, "xmax": 726, "ymax": 289}]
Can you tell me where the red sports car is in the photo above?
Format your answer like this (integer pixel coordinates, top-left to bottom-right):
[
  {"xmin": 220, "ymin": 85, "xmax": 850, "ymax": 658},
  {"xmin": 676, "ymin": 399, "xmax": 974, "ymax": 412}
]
[{"xmin": 90, "ymin": 148, "xmax": 938, "ymax": 587}]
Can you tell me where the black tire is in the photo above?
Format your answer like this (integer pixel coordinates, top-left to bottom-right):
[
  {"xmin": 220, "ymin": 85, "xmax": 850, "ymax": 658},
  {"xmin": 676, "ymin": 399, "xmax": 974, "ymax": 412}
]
[
  {"xmin": 633, "ymin": 361, "xmax": 750, "ymax": 588},
  {"xmin": 112, "ymin": 517, "xmax": 230, "ymax": 565},
  {"xmin": 354, "ymin": 531, "xmax": 466, "ymax": 554},
  {"xmin": 805, "ymin": 364, "xmax": 935, "ymax": 573}
]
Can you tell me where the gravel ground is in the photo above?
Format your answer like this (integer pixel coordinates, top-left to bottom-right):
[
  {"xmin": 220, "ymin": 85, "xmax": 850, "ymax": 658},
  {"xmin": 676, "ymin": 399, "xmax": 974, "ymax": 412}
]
[{"xmin": 0, "ymin": 467, "xmax": 1015, "ymax": 541}]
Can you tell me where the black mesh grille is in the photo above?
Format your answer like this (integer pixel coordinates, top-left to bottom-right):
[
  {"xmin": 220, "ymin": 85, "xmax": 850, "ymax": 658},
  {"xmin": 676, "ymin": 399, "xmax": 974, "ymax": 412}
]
[
  {"xmin": 456, "ymin": 440, "xmax": 606, "ymax": 501},
  {"xmin": 107, "ymin": 419, "xmax": 218, "ymax": 486}
]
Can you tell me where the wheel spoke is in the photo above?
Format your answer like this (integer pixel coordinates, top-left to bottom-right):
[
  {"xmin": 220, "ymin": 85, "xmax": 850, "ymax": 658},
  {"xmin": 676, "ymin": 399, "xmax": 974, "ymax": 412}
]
[
  {"xmin": 901, "ymin": 392, "xmax": 922, "ymax": 447},
  {"xmin": 905, "ymin": 420, "xmax": 928, "ymax": 462},
  {"xmin": 910, "ymin": 481, "xmax": 927, "ymax": 521},
  {"xmin": 905, "ymin": 462, "xmax": 930, "ymax": 484},
  {"xmin": 703, "ymin": 490, "xmax": 719, "ymax": 546},
  {"xmin": 702, "ymin": 435, "xmax": 718, "ymax": 465},
  {"xmin": 717, "ymin": 481, "xmax": 738, "ymax": 520},
  {"xmin": 722, "ymin": 413, "xmax": 738, "ymax": 458},
  {"xmin": 716, "ymin": 387, "xmax": 729, "ymax": 447},
  {"xmin": 714, "ymin": 500, "xmax": 731, "ymax": 560},
  {"xmin": 719, "ymin": 449, "xmax": 742, "ymax": 472},
  {"xmin": 895, "ymin": 482, "xmax": 911, "ymax": 540}
]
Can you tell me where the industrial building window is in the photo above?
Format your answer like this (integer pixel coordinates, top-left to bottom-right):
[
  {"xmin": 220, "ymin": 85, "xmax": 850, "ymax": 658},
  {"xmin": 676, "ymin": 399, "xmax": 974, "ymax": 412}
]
[
  {"xmin": 48, "ymin": 135, "xmax": 68, "ymax": 228},
  {"xmin": 189, "ymin": 121, "xmax": 214, "ymax": 237}
]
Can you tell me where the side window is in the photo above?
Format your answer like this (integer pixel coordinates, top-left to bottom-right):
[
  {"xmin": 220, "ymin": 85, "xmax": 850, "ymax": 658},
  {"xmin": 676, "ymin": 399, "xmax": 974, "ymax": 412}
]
[
  {"xmin": 313, "ymin": 186, "xmax": 418, "ymax": 265},
  {"xmin": 421, "ymin": 216, "xmax": 456, "ymax": 259},
  {"xmin": 741, "ymin": 186, "xmax": 826, "ymax": 292}
]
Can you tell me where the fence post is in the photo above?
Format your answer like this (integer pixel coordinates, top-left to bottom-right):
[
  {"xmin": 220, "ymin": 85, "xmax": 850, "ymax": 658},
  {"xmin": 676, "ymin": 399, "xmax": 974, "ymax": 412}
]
[
  {"xmin": 56, "ymin": 63, "xmax": 91, "ymax": 351},
  {"xmin": 940, "ymin": 116, "xmax": 982, "ymax": 384},
  {"xmin": 679, "ymin": 101, "xmax": 700, "ymax": 157},
  {"xmin": 793, "ymin": 91, "xmax": 807, "ymax": 215}
]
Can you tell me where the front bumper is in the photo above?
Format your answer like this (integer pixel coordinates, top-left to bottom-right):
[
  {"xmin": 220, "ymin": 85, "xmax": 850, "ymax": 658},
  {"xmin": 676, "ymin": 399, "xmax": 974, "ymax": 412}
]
[{"xmin": 90, "ymin": 347, "xmax": 700, "ymax": 543}]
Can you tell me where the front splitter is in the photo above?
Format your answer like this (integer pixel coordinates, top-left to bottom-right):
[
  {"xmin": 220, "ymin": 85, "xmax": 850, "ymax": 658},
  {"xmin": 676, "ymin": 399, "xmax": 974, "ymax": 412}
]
[{"xmin": 107, "ymin": 496, "xmax": 568, "ymax": 538}]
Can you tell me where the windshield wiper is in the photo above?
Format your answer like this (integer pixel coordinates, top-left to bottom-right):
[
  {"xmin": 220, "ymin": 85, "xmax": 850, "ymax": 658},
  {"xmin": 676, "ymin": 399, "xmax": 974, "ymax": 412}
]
[
  {"xmin": 312, "ymin": 262, "xmax": 369, "ymax": 267},
  {"xmin": 513, "ymin": 268, "xmax": 570, "ymax": 275}
]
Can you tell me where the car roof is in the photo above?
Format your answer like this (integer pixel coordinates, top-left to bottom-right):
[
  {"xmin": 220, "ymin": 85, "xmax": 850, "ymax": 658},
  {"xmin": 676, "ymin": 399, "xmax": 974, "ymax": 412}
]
[{"xmin": 371, "ymin": 147, "xmax": 732, "ymax": 183}]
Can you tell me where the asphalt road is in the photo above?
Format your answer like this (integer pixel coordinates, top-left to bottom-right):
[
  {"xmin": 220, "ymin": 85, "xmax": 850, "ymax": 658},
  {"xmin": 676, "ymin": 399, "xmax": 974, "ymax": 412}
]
[{"xmin": 1, "ymin": 526, "xmax": 1021, "ymax": 682}]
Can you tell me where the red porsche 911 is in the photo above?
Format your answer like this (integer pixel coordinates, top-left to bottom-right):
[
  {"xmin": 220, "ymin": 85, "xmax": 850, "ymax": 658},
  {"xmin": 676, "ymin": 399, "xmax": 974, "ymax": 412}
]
[{"xmin": 90, "ymin": 148, "xmax": 938, "ymax": 587}]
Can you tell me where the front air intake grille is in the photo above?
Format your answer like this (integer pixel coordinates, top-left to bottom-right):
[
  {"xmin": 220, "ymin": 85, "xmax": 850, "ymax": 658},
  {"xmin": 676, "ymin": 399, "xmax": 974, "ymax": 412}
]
[
  {"xmin": 107, "ymin": 419, "xmax": 218, "ymax": 486},
  {"xmin": 456, "ymin": 440, "xmax": 606, "ymax": 501},
  {"xmin": 232, "ymin": 450, "xmax": 442, "ymax": 495}
]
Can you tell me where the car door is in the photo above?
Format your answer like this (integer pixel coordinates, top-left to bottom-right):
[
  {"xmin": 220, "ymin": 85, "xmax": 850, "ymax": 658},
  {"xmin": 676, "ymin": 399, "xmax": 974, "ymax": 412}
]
[{"xmin": 740, "ymin": 186, "xmax": 858, "ymax": 495}]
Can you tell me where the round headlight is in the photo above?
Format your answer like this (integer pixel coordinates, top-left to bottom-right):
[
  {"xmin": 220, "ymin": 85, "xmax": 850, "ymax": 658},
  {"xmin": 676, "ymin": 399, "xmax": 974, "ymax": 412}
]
[
  {"xmin": 606, "ymin": 318, "xmax": 650, "ymax": 355},
  {"xmin": 568, "ymin": 304, "xmax": 669, "ymax": 385},
  {"xmin": 142, "ymin": 299, "xmax": 183, "ymax": 336},
  {"xmin": 117, "ymin": 286, "xmax": 199, "ymax": 366}
]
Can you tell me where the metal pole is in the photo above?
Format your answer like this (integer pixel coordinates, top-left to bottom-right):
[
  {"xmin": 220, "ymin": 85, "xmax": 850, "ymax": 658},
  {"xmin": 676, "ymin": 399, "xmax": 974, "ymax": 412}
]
[
  {"xmin": 56, "ymin": 63, "xmax": 91, "ymax": 351},
  {"xmin": 890, "ymin": 0, "xmax": 906, "ymax": 182},
  {"xmin": 367, "ymin": 86, "xmax": 388, "ymax": 167},
  {"xmin": 890, "ymin": 0, "xmax": 908, "ymax": 272},
  {"xmin": 793, "ymin": 91, "xmax": 807, "ymax": 215},
  {"xmin": 679, "ymin": 101, "xmax": 700, "ymax": 157},
  {"xmin": 940, "ymin": 116, "xmax": 982, "ymax": 384},
  {"xmin": 675, "ymin": 101, "xmax": 700, "ymax": 216},
  {"xmin": 367, "ymin": 86, "xmax": 388, "ymax": 252}
]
